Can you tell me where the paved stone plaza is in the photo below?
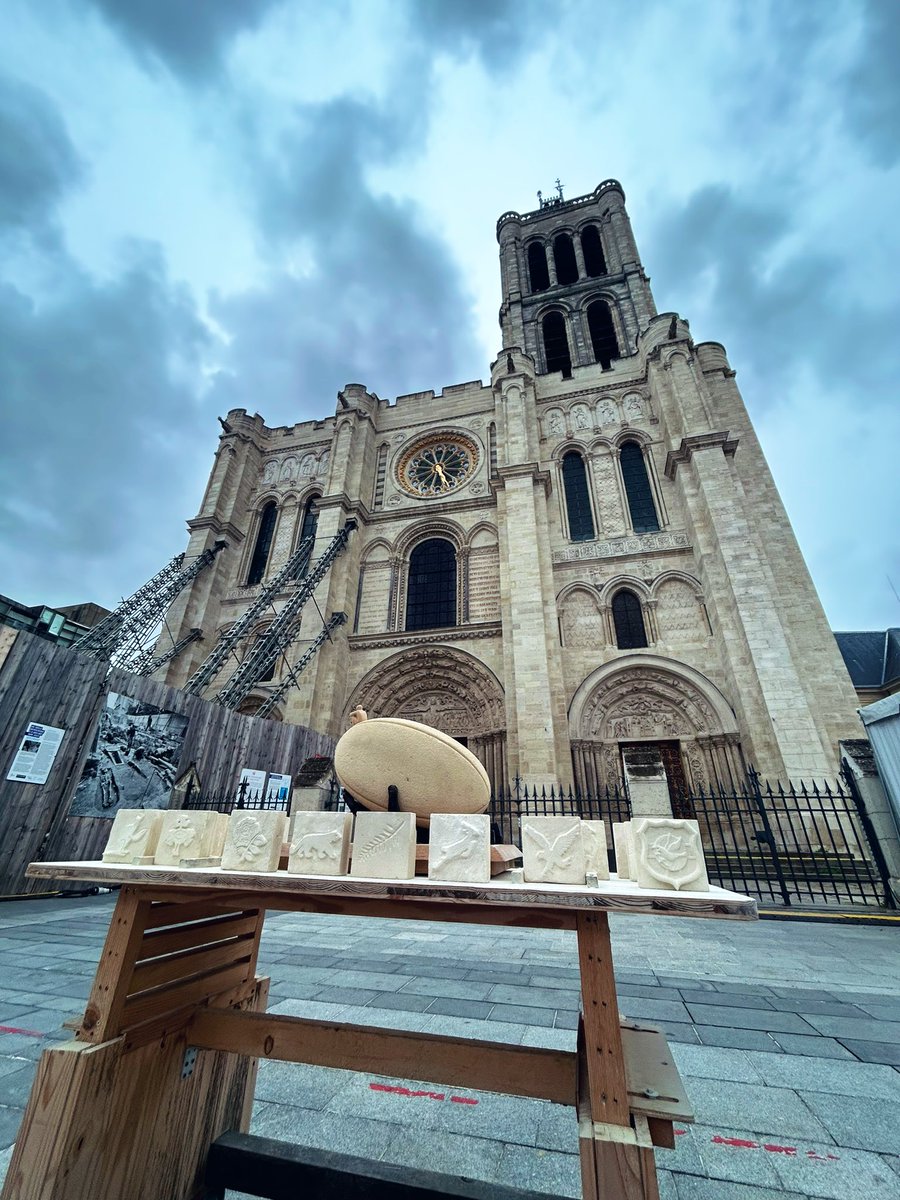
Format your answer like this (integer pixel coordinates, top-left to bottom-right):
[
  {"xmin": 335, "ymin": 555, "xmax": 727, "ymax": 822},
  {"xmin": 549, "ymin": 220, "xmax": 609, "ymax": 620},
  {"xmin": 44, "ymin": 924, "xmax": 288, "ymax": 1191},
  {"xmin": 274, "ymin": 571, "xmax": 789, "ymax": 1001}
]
[{"xmin": 0, "ymin": 895, "xmax": 898, "ymax": 1199}]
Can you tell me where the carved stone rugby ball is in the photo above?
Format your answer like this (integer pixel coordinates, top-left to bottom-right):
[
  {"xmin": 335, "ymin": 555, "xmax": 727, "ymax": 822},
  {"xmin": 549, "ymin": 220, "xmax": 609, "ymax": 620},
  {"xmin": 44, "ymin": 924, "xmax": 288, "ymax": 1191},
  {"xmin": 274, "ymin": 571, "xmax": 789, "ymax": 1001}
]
[{"xmin": 334, "ymin": 717, "xmax": 490, "ymax": 824}]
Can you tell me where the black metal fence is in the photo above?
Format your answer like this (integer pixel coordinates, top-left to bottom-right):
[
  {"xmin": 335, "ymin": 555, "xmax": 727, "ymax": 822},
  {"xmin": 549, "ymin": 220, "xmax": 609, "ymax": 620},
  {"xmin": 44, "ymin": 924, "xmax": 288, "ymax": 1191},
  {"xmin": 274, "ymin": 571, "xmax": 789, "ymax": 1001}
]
[
  {"xmin": 181, "ymin": 778, "xmax": 291, "ymax": 815},
  {"xmin": 487, "ymin": 768, "xmax": 893, "ymax": 909}
]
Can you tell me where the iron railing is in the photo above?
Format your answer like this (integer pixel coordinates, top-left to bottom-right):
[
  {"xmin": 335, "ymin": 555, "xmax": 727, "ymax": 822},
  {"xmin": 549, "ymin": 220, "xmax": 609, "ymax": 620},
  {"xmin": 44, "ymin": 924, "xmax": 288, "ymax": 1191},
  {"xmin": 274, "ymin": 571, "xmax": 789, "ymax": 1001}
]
[{"xmin": 180, "ymin": 778, "xmax": 291, "ymax": 816}]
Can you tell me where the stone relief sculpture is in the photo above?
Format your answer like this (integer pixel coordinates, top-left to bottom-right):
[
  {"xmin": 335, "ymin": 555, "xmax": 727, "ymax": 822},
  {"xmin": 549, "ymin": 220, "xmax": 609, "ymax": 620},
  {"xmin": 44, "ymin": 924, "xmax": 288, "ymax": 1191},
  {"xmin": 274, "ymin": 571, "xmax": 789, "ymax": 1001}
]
[
  {"xmin": 155, "ymin": 811, "xmax": 227, "ymax": 866},
  {"xmin": 350, "ymin": 811, "xmax": 416, "ymax": 879},
  {"xmin": 596, "ymin": 399, "xmax": 617, "ymax": 426},
  {"xmin": 572, "ymin": 404, "xmax": 591, "ymax": 431},
  {"xmin": 279, "ymin": 458, "xmax": 296, "ymax": 481},
  {"xmin": 521, "ymin": 816, "xmax": 586, "ymax": 884},
  {"xmin": 102, "ymin": 809, "xmax": 164, "ymax": 863},
  {"xmin": 299, "ymin": 453, "xmax": 316, "ymax": 476},
  {"xmin": 262, "ymin": 460, "xmax": 277, "ymax": 484},
  {"xmin": 428, "ymin": 813, "xmax": 491, "ymax": 883},
  {"xmin": 631, "ymin": 818, "xmax": 710, "ymax": 891},
  {"xmin": 624, "ymin": 394, "xmax": 644, "ymax": 419},
  {"xmin": 547, "ymin": 410, "xmax": 564, "ymax": 438},
  {"xmin": 288, "ymin": 812, "xmax": 353, "ymax": 875},
  {"xmin": 580, "ymin": 820, "xmax": 611, "ymax": 880}
]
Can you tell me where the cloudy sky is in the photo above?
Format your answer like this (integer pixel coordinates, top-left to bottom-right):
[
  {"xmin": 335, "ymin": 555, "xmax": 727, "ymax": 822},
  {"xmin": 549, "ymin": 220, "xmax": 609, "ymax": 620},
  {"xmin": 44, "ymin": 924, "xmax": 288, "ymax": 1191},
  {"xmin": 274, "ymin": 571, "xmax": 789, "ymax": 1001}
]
[{"xmin": 1, "ymin": 0, "xmax": 898, "ymax": 630}]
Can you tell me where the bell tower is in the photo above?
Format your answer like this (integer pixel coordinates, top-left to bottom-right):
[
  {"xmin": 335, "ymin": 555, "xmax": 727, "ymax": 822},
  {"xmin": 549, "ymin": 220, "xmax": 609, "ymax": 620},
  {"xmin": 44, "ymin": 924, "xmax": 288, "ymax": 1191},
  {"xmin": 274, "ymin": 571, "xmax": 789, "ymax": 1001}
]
[{"xmin": 496, "ymin": 180, "xmax": 656, "ymax": 373}]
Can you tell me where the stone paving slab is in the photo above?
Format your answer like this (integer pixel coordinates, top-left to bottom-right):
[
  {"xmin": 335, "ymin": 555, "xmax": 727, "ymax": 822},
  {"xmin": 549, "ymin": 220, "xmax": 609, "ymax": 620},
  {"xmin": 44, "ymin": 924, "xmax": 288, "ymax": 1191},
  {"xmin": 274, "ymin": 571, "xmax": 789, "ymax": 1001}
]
[{"xmin": 1, "ymin": 895, "xmax": 899, "ymax": 1200}]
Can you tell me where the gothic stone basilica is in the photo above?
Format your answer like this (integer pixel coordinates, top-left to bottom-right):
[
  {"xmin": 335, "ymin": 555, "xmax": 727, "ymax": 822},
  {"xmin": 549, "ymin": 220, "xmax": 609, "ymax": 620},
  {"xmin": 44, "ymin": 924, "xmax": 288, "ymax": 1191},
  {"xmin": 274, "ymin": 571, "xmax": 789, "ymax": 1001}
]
[{"xmin": 159, "ymin": 180, "xmax": 861, "ymax": 794}]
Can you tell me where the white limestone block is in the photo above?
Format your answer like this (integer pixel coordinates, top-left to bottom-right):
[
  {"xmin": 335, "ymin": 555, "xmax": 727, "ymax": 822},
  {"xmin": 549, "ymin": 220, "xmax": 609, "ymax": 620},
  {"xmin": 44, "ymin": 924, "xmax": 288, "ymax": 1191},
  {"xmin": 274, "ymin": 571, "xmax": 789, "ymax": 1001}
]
[
  {"xmin": 632, "ymin": 818, "xmax": 710, "ymax": 892},
  {"xmin": 350, "ymin": 811, "xmax": 416, "ymax": 880},
  {"xmin": 612, "ymin": 822, "xmax": 633, "ymax": 879},
  {"xmin": 521, "ymin": 816, "xmax": 586, "ymax": 884},
  {"xmin": 428, "ymin": 813, "xmax": 491, "ymax": 883},
  {"xmin": 288, "ymin": 812, "xmax": 353, "ymax": 875},
  {"xmin": 102, "ymin": 809, "xmax": 164, "ymax": 863},
  {"xmin": 580, "ymin": 820, "xmax": 611, "ymax": 881},
  {"xmin": 221, "ymin": 810, "xmax": 287, "ymax": 872},
  {"xmin": 155, "ymin": 811, "xmax": 228, "ymax": 867}
]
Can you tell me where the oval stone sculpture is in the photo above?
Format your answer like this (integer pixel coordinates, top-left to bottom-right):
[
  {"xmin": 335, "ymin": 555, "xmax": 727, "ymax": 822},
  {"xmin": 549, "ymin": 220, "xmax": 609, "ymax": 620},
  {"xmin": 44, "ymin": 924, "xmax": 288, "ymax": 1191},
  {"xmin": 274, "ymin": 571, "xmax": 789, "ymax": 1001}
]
[{"xmin": 334, "ymin": 717, "xmax": 490, "ymax": 824}]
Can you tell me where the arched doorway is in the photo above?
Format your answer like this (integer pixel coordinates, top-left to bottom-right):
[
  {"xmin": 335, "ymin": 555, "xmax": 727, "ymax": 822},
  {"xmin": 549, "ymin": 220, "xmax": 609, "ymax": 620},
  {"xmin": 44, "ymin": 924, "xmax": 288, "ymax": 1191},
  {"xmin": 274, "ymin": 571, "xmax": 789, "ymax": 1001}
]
[
  {"xmin": 568, "ymin": 654, "xmax": 744, "ymax": 795},
  {"xmin": 344, "ymin": 646, "xmax": 507, "ymax": 790}
]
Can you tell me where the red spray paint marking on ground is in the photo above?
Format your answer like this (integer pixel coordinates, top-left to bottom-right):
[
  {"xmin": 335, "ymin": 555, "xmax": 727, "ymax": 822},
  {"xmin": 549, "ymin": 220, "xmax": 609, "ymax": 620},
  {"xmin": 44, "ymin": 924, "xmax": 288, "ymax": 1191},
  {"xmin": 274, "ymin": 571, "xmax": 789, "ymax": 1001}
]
[
  {"xmin": 676, "ymin": 1130, "xmax": 839, "ymax": 1162},
  {"xmin": 369, "ymin": 1082, "xmax": 478, "ymax": 1105},
  {"xmin": 0, "ymin": 1024, "xmax": 43, "ymax": 1038}
]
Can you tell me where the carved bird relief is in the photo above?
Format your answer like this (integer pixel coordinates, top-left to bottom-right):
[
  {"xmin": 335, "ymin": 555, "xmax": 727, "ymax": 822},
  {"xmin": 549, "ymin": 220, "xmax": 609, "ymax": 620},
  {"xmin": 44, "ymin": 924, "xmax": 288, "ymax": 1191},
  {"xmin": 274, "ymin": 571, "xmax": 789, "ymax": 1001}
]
[{"xmin": 523, "ymin": 823, "xmax": 581, "ymax": 879}]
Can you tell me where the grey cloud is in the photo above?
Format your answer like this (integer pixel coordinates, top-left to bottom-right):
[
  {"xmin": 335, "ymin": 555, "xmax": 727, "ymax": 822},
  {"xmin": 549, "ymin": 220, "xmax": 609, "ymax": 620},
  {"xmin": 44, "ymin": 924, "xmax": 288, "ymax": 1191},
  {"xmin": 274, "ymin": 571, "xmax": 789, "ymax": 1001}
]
[
  {"xmin": 403, "ymin": 0, "xmax": 552, "ymax": 70},
  {"xmin": 209, "ymin": 92, "xmax": 482, "ymax": 418},
  {"xmin": 0, "ymin": 73, "xmax": 82, "ymax": 234},
  {"xmin": 648, "ymin": 184, "xmax": 900, "ymax": 402},
  {"xmin": 0, "ymin": 241, "xmax": 214, "ymax": 608},
  {"xmin": 83, "ymin": 0, "xmax": 284, "ymax": 79},
  {"xmin": 844, "ymin": 0, "xmax": 900, "ymax": 166}
]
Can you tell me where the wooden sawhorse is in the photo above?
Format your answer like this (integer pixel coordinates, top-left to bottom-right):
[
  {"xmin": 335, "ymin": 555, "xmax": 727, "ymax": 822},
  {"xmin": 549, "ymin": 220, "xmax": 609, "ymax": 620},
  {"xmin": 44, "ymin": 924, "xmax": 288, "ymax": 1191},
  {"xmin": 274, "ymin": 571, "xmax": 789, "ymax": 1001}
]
[{"xmin": 5, "ymin": 864, "xmax": 756, "ymax": 1200}]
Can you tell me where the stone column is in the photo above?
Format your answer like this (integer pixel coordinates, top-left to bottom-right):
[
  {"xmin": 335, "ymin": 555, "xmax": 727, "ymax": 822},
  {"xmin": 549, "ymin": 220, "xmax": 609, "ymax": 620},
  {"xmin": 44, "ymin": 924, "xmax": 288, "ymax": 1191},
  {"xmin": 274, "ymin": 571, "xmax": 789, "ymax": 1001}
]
[{"xmin": 589, "ymin": 447, "xmax": 627, "ymax": 538}]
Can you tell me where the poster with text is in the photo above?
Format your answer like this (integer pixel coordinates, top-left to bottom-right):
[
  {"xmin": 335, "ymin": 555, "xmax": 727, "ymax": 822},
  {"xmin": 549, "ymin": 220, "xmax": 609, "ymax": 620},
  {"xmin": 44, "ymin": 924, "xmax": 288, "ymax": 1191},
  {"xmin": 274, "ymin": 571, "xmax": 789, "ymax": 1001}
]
[
  {"xmin": 70, "ymin": 693, "xmax": 188, "ymax": 817},
  {"xmin": 6, "ymin": 722, "xmax": 65, "ymax": 784},
  {"xmin": 237, "ymin": 768, "xmax": 267, "ymax": 804},
  {"xmin": 265, "ymin": 773, "xmax": 292, "ymax": 804}
]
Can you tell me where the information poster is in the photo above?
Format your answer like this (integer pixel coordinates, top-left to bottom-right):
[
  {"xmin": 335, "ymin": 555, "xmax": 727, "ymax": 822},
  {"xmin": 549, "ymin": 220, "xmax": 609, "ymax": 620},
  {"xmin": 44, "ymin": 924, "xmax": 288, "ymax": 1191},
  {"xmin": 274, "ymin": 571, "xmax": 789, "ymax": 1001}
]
[
  {"xmin": 265, "ymin": 773, "xmax": 292, "ymax": 804},
  {"xmin": 6, "ymin": 722, "xmax": 65, "ymax": 784},
  {"xmin": 237, "ymin": 768, "xmax": 267, "ymax": 803}
]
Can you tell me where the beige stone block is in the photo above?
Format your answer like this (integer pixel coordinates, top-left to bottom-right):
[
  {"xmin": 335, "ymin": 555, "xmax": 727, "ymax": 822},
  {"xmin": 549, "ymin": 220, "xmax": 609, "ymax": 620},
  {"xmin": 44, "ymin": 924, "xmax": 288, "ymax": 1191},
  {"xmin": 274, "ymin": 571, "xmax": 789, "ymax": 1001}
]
[
  {"xmin": 631, "ymin": 818, "xmax": 710, "ymax": 892},
  {"xmin": 350, "ymin": 811, "xmax": 416, "ymax": 880},
  {"xmin": 102, "ymin": 809, "xmax": 164, "ymax": 863},
  {"xmin": 221, "ymin": 810, "xmax": 287, "ymax": 872},
  {"xmin": 428, "ymin": 814, "xmax": 491, "ymax": 883},
  {"xmin": 521, "ymin": 816, "xmax": 586, "ymax": 884},
  {"xmin": 155, "ymin": 811, "xmax": 228, "ymax": 867},
  {"xmin": 288, "ymin": 812, "xmax": 352, "ymax": 875},
  {"xmin": 580, "ymin": 820, "xmax": 611, "ymax": 880},
  {"xmin": 613, "ymin": 822, "xmax": 633, "ymax": 879}
]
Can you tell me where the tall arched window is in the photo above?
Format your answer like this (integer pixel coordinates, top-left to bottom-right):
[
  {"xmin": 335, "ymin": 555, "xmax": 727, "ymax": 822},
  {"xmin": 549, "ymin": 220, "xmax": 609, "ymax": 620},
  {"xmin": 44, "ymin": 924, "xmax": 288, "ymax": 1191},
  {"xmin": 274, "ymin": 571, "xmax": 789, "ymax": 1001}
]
[
  {"xmin": 488, "ymin": 422, "xmax": 498, "ymax": 475},
  {"xmin": 587, "ymin": 300, "xmax": 619, "ymax": 369},
  {"xmin": 581, "ymin": 225, "xmax": 607, "ymax": 276},
  {"xmin": 542, "ymin": 312, "xmax": 572, "ymax": 377},
  {"xmin": 372, "ymin": 445, "xmax": 388, "ymax": 509},
  {"xmin": 246, "ymin": 501, "xmax": 277, "ymax": 586},
  {"xmin": 553, "ymin": 234, "xmax": 579, "ymax": 285},
  {"xmin": 612, "ymin": 590, "xmax": 648, "ymax": 649},
  {"xmin": 620, "ymin": 442, "xmax": 660, "ymax": 533},
  {"xmin": 406, "ymin": 539, "xmax": 457, "ymax": 631},
  {"xmin": 527, "ymin": 242, "xmax": 550, "ymax": 292},
  {"xmin": 562, "ymin": 452, "xmax": 595, "ymax": 542},
  {"xmin": 295, "ymin": 493, "xmax": 320, "ymax": 577}
]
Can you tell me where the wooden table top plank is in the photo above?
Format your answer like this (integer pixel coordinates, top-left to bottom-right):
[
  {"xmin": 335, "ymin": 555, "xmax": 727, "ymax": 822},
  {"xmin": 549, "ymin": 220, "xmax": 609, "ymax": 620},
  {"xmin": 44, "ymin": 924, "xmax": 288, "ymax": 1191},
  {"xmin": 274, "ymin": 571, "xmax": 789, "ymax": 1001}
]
[{"xmin": 26, "ymin": 861, "xmax": 757, "ymax": 920}]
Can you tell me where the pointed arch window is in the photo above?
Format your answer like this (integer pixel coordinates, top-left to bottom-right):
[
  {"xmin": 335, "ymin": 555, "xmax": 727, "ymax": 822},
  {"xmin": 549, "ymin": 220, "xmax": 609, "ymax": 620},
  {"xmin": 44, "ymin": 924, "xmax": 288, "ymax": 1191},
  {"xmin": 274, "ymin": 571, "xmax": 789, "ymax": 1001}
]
[
  {"xmin": 553, "ymin": 234, "xmax": 579, "ymax": 285},
  {"xmin": 527, "ymin": 242, "xmax": 550, "ymax": 292},
  {"xmin": 542, "ymin": 312, "xmax": 572, "ymax": 377},
  {"xmin": 562, "ymin": 451, "xmax": 595, "ymax": 542},
  {"xmin": 295, "ymin": 492, "xmax": 320, "ymax": 577},
  {"xmin": 581, "ymin": 225, "xmax": 607, "ymax": 277},
  {"xmin": 620, "ymin": 441, "xmax": 659, "ymax": 533},
  {"xmin": 406, "ymin": 538, "xmax": 457, "ymax": 631},
  {"xmin": 587, "ymin": 300, "xmax": 619, "ymax": 369},
  {"xmin": 612, "ymin": 589, "xmax": 648, "ymax": 649},
  {"xmin": 246, "ymin": 501, "xmax": 277, "ymax": 586}
]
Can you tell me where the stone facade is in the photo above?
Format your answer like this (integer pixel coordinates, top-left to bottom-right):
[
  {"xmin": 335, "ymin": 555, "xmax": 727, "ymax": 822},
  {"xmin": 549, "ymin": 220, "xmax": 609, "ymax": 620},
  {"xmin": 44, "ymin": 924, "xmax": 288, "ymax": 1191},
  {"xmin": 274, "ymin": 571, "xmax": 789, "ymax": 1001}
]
[{"xmin": 158, "ymin": 180, "xmax": 861, "ymax": 790}]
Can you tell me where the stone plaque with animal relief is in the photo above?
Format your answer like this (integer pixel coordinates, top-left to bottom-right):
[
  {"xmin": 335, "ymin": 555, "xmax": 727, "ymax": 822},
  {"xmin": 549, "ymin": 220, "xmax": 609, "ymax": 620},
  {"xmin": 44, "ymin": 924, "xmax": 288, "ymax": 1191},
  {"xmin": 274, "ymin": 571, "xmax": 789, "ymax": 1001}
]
[
  {"xmin": 632, "ymin": 817, "xmax": 710, "ymax": 892},
  {"xmin": 428, "ymin": 813, "xmax": 491, "ymax": 883},
  {"xmin": 288, "ymin": 812, "xmax": 353, "ymax": 875},
  {"xmin": 520, "ymin": 816, "xmax": 586, "ymax": 885},
  {"xmin": 221, "ymin": 810, "xmax": 287, "ymax": 872},
  {"xmin": 350, "ymin": 811, "xmax": 416, "ymax": 880},
  {"xmin": 102, "ymin": 809, "xmax": 164, "ymax": 863}
]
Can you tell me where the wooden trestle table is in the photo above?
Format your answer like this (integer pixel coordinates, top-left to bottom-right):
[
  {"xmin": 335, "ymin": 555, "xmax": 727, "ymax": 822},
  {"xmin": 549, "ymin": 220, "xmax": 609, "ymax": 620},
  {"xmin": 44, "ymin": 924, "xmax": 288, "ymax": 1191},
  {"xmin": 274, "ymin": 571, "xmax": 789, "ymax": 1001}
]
[{"xmin": 5, "ymin": 862, "xmax": 756, "ymax": 1200}]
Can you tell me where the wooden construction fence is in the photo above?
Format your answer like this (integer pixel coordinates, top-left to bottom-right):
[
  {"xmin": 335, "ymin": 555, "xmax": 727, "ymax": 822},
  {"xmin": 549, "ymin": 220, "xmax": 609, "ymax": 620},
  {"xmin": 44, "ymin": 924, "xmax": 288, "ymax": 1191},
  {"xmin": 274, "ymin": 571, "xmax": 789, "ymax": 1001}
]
[{"xmin": 0, "ymin": 629, "xmax": 333, "ymax": 895}]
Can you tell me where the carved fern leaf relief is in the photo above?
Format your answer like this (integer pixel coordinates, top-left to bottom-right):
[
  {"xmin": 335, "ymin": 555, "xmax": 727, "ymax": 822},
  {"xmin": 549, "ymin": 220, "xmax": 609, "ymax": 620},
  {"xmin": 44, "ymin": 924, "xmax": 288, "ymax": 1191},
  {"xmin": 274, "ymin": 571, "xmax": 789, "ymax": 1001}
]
[{"xmin": 356, "ymin": 821, "xmax": 403, "ymax": 861}]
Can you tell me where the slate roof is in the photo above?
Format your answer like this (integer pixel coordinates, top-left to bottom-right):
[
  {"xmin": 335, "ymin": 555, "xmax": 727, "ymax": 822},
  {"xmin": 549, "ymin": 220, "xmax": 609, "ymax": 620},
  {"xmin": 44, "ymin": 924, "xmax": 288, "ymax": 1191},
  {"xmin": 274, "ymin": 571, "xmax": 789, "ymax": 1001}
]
[{"xmin": 834, "ymin": 628, "xmax": 900, "ymax": 689}]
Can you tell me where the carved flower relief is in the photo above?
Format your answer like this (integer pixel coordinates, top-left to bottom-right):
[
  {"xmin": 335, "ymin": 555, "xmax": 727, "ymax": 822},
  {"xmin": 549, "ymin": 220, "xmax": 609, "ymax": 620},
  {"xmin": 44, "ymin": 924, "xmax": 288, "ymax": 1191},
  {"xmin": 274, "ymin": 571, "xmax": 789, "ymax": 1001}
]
[
  {"xmin": 164, "ymin": 815, "xmax": 196, "ymax": 851},
  {"xmin": 230, "ymin": 815, "xmax": 268, "ymax": 863}
]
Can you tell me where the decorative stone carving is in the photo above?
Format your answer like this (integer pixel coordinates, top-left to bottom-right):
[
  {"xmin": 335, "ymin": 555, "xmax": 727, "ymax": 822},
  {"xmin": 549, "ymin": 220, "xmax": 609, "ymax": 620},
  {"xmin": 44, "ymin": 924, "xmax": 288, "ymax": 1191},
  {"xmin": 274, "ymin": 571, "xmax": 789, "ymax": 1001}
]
[
  {"xmin": 612, "ymin": 821, "xmax": 633, "ymax": 879},
  {"xmin": 288, "ymin": 811, "xmax": 353, "ymax": 875},
  {"xmin": 521, "ymin": 816, "xmax": 586, "ymax": 884},
  {"xmin": 596, "ymin": 399, "xmax": 617, "ymax": 426},
  {"xmin": 279, "ymin": 458, "xmax": 296, "ymax": 482},
  {"xmin": 102, "ymin": 809, "xmax": 164, "ymax": 863},
  {"xmin": 580, "ymin": 820, "xmax": 610, "ymax": 880},
  {"xmin": 262, "ymin": 460, "xmax": 277, "ymax": 484},
  {"xmin": 222, "ymin": 811, "xmax": 287, "ymax": 872},
  {"xmin": 572, "ymin": 404, "xmax": 592, "ymax": 431},
  {"xmin": 547, "ymin": 409, "xmax": 564, "ymax": 438},
  {"xmin": 624, "ymin": 393, "xmax": 645, "ymax": 419},
  {"xmin": 553, "ymin": 532, "xmax": 690, "ymax": 563},
  {"xmin": 428, "ymin": 813, "xmax": 491, "ymax": 883},
  {"xmin": 298, "ymin": 453, "xmax": 316, "ymax": 476},
  {"xmin": 155, "ymin": 811, "xmax": 228, "ymax": 867},
  {"xmin": 350, "ymin": 811, "xmax": 416, "ymax": 879},
  {"xmin": 631, "ymin": 818, "xmax": 709, "ymax": 892},
  {"xmin": 560, "ymin": 589, "xmax": 605, "ymax": 649},
  {"xmin": 656, "ymin": 579, "xmax": 705, "ymax": 642}
]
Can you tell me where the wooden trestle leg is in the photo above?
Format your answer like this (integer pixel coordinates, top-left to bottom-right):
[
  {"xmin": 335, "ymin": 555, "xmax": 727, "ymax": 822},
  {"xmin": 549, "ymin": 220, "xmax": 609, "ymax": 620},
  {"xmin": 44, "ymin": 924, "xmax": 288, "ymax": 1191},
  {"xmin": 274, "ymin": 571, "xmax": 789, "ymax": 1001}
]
[
  {"xmin": 576, "ymin": 912, "xmax": 660, "ymax": 1200},
  {"xmin": 1, "ymin": 887, "xmax": 269, "ymax": 1200}
]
